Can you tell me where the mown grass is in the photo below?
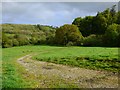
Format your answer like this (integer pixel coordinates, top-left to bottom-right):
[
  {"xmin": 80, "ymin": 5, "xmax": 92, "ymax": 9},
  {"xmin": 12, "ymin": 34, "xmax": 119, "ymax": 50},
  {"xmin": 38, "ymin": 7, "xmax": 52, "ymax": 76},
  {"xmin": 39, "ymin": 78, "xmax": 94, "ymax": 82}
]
[
  {"xmin": 2, "ymin": 45, "xmax": 119, "ymax": 88},
  {"xmin": 2, "ymin": 46, "xmax": 33, "ymax": 88},
  {"xmin": 0, "ymin": 47, "xmax": 2, "ymax": 89},
  {"xmin": 2, "ymin": 46, "xmax": 41, "ymax": 88},
  {"xmin": 33, "ymin": 46, "xmax": 119, "ymax": 72},
  {"xmin": 2, "ymin": 45, "xmax": 66, "ymax": 88}
]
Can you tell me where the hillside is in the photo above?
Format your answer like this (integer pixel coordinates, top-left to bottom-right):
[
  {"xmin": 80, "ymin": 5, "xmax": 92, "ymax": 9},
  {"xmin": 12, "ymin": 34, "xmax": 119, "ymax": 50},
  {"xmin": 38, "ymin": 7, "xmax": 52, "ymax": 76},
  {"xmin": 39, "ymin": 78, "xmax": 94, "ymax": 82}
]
[
  {"xmin": 2, "ymin": 24, "xmax": 56, "ymax": 48},
  {"xmin": 2, "ymin": 6, "xmax": 120, "ymax": 48}
]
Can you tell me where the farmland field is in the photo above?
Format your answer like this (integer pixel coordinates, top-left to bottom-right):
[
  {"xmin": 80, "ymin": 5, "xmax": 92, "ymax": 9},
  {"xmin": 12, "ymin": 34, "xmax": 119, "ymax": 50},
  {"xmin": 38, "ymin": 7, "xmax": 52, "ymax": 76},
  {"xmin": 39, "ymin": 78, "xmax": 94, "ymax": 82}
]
[
  {"xmin": 2, "ymin": 1, "xmax": 120, "ymax": 89},
  {"xmin": 2, "ymin": 45, "xmax": 119, "ymax": 88}
]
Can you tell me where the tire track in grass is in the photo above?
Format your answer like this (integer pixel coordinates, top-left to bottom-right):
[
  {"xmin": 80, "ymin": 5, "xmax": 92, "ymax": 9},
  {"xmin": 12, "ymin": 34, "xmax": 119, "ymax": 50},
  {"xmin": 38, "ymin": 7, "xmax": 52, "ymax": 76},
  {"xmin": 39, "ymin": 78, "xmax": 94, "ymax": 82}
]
[{"xmin": 17, "ymin": 53, "xmax": 118, "ymax": 88}]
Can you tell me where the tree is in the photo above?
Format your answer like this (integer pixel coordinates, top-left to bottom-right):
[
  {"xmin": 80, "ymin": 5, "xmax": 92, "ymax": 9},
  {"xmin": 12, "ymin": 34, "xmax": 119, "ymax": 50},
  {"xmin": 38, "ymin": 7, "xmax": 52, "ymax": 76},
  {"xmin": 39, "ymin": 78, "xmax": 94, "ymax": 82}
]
[
  {"xmin": 80, "ymin": 16, "xmax": 94, "ymax": 36},
  {"xmin": 110, "ymin": 5, "xmax": 116, "ymax": 17},
  {"xmin": 14, "ymin": 34, "xmax": 30, "ymax": 46},
  {"xmin": 117, "ymin": 11, "xmax": 120, "ymax": 24},
  {"xmin": 55, "ymin": 24, "xmax": 83, "ymax": 46},
  {"xmin": 104, "ymin": 24, "xmax": 120, "ymax": 46},
  {"xmin": 72, "ymin": 16, "xmax": 94, "ymax": 37},
  {"xmin": 12, "ymin": 39, "xmax": 19, "ymax": 46},
  {"xmin": 101, "ymin": 8, "xmax": 112, "ymax": 25},
  {"xmin": 110, "ymin": 5, "xmax": 117, "ymax": 24},
  {"xmin": 72, "ymin": 17, "xmax": 82, "ymax": 28},
  {"xmin": 2, "ymin": 32, "xmax": 13, "ymax": 48},
  {"xmin": 92, "ymin": 13, "xmax": 108, "ymax": 35}
]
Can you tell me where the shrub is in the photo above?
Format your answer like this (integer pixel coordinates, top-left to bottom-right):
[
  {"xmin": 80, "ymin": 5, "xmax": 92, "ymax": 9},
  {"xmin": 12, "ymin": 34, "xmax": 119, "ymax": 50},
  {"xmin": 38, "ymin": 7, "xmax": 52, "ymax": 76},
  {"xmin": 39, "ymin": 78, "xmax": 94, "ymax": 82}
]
[
  {"xmin": 2, "ymin": 40, "xmax": 13, "ymax": 48},
  {"xmin": 66, "ymin": 41, "xmax": 74, "ymax": 47},
  {"xmin": 12, "ymin": 39, "xmax": 19, "ymax": 46},
  {"xmin": 82, "ymin": 34, "xmax": 103, "ymax": 46}
]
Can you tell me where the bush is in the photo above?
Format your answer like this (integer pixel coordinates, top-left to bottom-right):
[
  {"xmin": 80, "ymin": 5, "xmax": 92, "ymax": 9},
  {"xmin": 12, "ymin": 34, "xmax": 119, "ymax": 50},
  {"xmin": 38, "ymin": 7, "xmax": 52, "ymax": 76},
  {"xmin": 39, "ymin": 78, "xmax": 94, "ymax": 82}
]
[
  {"xmin": 82, "ymin": 34, "xmax": 103, "ymax": 46},
  {"xmin": 66, "ymin": 42, "xmax": 74, "ymax": 47},
  {"xmin": 2, "ymin": 39, "xmax": 13, "ymax": 48},
  {"xmin": 12, "ymin": 39, "xmax": 19, "ymax": 46},
  {"xmin": 2, "ymin": 33, "xmax": 13, "ymax": 48}
]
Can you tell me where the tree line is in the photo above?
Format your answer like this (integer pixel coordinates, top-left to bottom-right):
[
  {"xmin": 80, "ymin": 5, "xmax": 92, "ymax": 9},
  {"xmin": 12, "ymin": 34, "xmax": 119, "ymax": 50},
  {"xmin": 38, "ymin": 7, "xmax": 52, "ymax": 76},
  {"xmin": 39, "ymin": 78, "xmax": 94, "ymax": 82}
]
[
  {"xmin": 2, "ymin": 24, "xmax": 56, "ymax": 48},
  {"xmin": 2, "ymin": 5, "xmax": 120, "ymax": 48}
]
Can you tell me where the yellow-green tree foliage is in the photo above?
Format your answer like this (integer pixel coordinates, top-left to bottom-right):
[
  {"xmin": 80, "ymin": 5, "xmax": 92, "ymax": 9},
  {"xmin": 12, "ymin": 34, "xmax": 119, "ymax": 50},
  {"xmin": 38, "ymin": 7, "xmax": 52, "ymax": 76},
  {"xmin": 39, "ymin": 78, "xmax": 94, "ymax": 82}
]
[{"xmin": 55, "ymin": 24, "xmax": 83, "ymax": 46}]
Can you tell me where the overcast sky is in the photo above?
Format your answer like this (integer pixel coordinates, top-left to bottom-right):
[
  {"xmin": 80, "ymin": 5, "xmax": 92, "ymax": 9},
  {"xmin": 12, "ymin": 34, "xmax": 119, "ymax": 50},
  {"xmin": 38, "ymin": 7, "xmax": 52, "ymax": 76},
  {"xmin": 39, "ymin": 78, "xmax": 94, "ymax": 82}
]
[{"xmin": 2, "ymin": 2, "xmax": 118, "ymax": 26}]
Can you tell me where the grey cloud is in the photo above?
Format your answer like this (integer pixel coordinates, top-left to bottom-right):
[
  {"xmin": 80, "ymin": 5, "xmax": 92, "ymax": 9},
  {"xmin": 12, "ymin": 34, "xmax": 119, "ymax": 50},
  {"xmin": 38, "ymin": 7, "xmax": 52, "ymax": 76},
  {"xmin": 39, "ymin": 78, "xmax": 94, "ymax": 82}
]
[
  {"xmin": 2, "ymin": 2, "xmax": 118, "ymax": 26},
  {"xmin": 62, "ymin": 2, "xmax": 118, "ymax": 13}
]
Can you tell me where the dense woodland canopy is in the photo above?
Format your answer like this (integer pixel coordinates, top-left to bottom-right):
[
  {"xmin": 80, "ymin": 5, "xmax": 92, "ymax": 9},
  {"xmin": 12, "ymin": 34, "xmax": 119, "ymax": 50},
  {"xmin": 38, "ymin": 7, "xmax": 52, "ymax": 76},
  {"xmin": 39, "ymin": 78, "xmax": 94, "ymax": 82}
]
[{"xmin": 1, "ymin": 5, "xmax": 120, "ymax": 48}]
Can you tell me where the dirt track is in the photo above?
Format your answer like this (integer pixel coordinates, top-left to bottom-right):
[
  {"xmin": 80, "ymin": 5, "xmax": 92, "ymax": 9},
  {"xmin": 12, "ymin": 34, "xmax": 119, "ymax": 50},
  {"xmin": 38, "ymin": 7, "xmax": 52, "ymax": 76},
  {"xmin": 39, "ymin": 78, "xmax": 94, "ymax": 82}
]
[{"xmin": 17, "ymin": 54, "xmax": 118, "ymax": 88}]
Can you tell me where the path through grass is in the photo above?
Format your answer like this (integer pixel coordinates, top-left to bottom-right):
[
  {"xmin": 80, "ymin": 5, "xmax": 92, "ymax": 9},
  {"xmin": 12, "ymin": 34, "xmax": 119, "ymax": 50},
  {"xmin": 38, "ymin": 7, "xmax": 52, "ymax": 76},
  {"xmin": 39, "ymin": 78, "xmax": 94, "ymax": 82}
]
[
  {"xmin": 2, "ymin": 45, "xmax": 119, "ymax": 88},
  {"xmin": 33, "ymin": 46, "xmax": 119, "ymax": 72}
]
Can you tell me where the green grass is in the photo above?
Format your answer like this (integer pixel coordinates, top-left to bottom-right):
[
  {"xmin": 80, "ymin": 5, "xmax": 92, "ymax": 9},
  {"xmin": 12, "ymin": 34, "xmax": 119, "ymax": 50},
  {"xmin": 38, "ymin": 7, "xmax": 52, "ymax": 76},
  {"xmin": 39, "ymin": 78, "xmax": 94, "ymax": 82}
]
[
  {"xmin": 2, "ymin": 46, "xmax": 30, "ymax": 88},
  {"xmin": 0, "ymin": 47, "xmax": 2, "ymax": 89},
  {"xmin": 2, "ymin": 46, "xmax": 40, "ymax": 88},
  {"xmin": 2, "ymin": 45, "xmax": 119, "ymax": 88},
  {"xmin": 2, "ymin": 45, "xmax": 65, "ymax": 88},
  {"xmin": 33, "ymin": 46, "xmax": 119, "ymax": 72}
]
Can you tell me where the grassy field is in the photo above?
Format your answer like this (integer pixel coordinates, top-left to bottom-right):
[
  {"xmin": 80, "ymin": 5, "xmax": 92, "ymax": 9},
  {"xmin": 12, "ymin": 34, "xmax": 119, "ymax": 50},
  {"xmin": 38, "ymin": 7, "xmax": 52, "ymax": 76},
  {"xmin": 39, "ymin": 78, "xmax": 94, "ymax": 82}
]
[
  {"xmin": 33, "ymin": 46, "xmax": 119, "ymax": 72},
  {"xmin": 2, "ymin": 45, "xmax": 119, "ymax": 88},
  {"xmin": 2, "ymin": 45, "xmax": 64, "ymax": 88}
]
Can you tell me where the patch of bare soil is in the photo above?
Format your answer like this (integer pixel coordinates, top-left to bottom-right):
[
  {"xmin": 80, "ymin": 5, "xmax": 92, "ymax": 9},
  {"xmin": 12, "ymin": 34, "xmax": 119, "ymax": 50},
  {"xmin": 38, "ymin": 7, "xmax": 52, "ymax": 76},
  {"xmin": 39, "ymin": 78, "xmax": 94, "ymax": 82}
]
[{"xmin": 17, "ymin": 54, "xmax": 118, "ymax": 88}]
